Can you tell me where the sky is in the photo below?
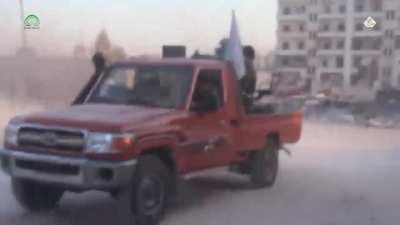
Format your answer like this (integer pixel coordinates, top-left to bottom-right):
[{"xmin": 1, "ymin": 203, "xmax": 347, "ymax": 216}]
[{"xmin": 0, "ymin": 0, "xmax": 277, "ymax": 57}]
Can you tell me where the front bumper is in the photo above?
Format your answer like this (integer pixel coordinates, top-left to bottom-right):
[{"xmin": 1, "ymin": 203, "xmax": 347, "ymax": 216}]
[{"xmin": 0, "ymin": 148, "xmax": 137, "ymax": 191}]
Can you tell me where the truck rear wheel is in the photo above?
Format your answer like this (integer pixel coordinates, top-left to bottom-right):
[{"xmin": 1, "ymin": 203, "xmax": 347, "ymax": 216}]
[
  {"xmin": 250, "ymin": 137, "xmax": 279, "ymax": 188},
  {"xmin": 130, "ymin": 155, "xmax": 171, "ymax": 225},
  {"xmin": 12, "ymin": 178, "xmax": 64, "ymax": 211}
]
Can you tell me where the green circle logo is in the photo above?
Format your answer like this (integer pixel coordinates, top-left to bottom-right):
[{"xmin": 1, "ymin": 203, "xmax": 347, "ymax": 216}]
[{"xmin": 24, "ymin": 14, "xmax": 40, "ymax": 29}]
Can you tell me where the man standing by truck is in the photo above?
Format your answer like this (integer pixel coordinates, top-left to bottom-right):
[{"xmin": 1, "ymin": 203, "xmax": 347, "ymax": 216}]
[
  {"xmin": 72, "ymin": 52, "xmax": 106, "ymax": 105},
  {"xmin": 240, "ymin": 45, "xmax": 257, "ymax": 110}
]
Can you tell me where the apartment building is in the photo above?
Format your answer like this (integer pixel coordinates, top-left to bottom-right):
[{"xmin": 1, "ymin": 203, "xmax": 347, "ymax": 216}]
[{"xmin": 275, "ymin": 0, "xmax": 400, "ymax": 95}]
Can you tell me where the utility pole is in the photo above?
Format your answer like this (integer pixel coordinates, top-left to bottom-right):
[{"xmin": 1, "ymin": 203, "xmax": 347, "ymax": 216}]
[{"xmin": 19, "ymin": 0, "xmax": 27, "ymax": 49}]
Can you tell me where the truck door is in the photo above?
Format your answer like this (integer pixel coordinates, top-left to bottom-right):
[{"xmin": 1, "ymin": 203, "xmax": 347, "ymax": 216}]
[{"xmin": 181, "ymin": 69, "xmax": 236, "ymax": 172}]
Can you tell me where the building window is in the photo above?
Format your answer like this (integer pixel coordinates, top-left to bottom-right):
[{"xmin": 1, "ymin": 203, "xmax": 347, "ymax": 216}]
[
  {"xmin": 308, "ymin": 66, "xmax": 316, "ymax": 74},
  {"xmin": 398, "ymin": 74, "xmax": 400, "ymax": 87},
  {"xmin": 299, "ymin": 24, "xmax": 305, "ymax": 32},
  {"xmin": 352, "ymin": 38, "xmax": 362, "ymax": 50},
  {"xmin": 383, "ymin": 67, "xmax": 392, "ymax": 76},
  {"xmin": 350, "ymin": 74, "xmax": 359, "ymax": 86},
  {"xmin": 355, "ymin": 23, "xmax": 364, "ymax": 31},
  {"xmin": 308, "ymin": 31, "xmax": 317, "ymax": 40},
  {"xmin": 338, "ymin": 23, "xmax": 346, "ymax": 32},
  {"xmin": 337, "ymin": 40, "xmax": 344, "ymax": 49},
  {"xmin": 308, "ymin": 49, "xmax": 317, "ymax": 57},
  {"xmin": 322, "ymin": 59, "xmax": 328, "ymax": 67},
  {"xmin": 396, "ymin": 36, "xmax": 400, "ymax": 49},
  {"xmin": 355, "ymin": 3, "xmax": 364, "ymax": 12},
  {"xmin": 283, "ymin": 7, "xmax": 291, "ymax": 15},
  {"xmin": 353, "ymin": 56, "xmax": 362, "ymax": 67},
  {"xmin": 322, "ymin": 24, "xmax": 330, "ymax": 31},
  {"xmin": 299, "ymin": 6, "xmax": 306, "ymax": 14},
  {"xmin": 298, "ymin": 41, "xmax": 305, "ymax": 50},
  {"xmin": 282, "ymin": 42, "xmax": 290, "ymax": 50},
  {"xmin": 336, "ymin": 56, "xmax": 344, "ymax": 68},
  {"xmin": 385, "ymin": 30, "xmax": 394, "ymax": 39},
  {"xmin": 339, "ymin": 5, "xmax": 346, "ymax": 13},
  {"xmin": 371, "ymin": 0, "xmax": 382, "ymax": 11},
  {"xmin": 386, "ymin": 11, "xmax": 395, "ymax": 20},
  {"xmin": 384, "ymin": 48, "xmax": 393, "ymax": 56},
  {"xmin": 282, "ymin": 25, "xmax": 291, "ymax": 32},
  {"xmin": 323, "ymin": 41, "xmax": 331, "ymax": 50},
  {"xmin": 309, "ymin": 14, "xmax": 318, "ymax": 22},
  {"xmin": 282, "ymin": 57, "xmax": 289, "ymax": 66},
  {"xmin": 324, "ymin": 6, "xmax": 331, "ymax": 14}
]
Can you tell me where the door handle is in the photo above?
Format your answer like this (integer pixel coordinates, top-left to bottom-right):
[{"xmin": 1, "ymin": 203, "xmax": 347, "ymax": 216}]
[
  {"xmin": 229, "ymin": 119, "xmax": 240, "ymax": 127},
  {"xmin": 204, "ymin": 136, "xmax": 224, "ymax": 152},
  {"xmin": 219, "ymin": 120, "xmax": 240, "ymax": 127}
]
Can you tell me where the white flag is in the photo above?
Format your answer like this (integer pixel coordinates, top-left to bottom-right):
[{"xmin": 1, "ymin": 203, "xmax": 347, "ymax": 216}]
[{"xmin": 224, "ymin": 11, "xmax": 246, "ymax": 79}]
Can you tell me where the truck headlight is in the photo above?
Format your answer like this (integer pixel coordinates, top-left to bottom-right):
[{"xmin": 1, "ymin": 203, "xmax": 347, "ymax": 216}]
[
  {"xmin": 86, "ymin": 133, "xmax": 135, "ymax": 153},
  {"xmin": 4, "ymin": 124, "xmax": 19, "ymax": 146}
]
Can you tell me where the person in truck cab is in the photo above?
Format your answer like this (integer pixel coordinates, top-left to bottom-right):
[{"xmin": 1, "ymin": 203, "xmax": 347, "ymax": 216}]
[{"xmin": 191, "ymin": 73, "xmax": 222, "ymax": 112}]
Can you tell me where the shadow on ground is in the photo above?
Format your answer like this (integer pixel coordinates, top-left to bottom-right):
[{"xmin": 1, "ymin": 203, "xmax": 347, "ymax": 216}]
[{"xmin": 0, "ymin": 170, "xmax": 255, "ymax": 225}]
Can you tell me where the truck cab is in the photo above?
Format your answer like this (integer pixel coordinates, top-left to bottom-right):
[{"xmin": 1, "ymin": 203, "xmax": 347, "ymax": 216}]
[{"xmin": 0, "ymin": 58, "xmax": 302, "ymax": 224}]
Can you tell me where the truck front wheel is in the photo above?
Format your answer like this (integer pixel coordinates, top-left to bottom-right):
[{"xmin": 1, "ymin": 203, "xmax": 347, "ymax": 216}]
[
  {"xmin": 130, "ymin": 155, "xmax": 171, "ymax": 225},
  {"xmin": 12, "ymin": 178, "xmax": 64, "ymax": 211},
  {"xmin": 250, "ymin": 137, "xmax": 279, "ymax": 188}
]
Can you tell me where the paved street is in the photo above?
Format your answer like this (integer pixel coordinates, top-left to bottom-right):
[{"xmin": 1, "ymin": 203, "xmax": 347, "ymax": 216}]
[{"xmin": 0, "ymin": 121, "xmax": 399, "ymax": 225}]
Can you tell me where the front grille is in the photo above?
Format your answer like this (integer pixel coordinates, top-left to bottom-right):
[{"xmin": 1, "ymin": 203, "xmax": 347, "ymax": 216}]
[
  {"xmin": 15, "ymin": 159, "xmax": 80, "ymax": 175},
  {"xmin": 18, "ymin": 127, "xmax": 85, "ymax": 152}
]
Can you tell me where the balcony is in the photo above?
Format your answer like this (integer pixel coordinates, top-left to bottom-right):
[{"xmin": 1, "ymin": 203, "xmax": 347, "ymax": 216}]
[
  {"xmin": 353, "ymin": 11, "xmax": 384, "ymax": 19},
  {"xmin": 318, "ymin": 31, "xmax": 346, "ymax": 38},
  {"xmin": 352, "ymin": 50, "xmax": 381, "ymax": 56},
  {"xmin": 317, "ymin": 67, "xmax": 344, "ymax": 74},
  {"xmin": 317, "ymin": 49, "xmax": 345, "ymax": 56},
  {"xmin": 275, "ymin": 67, "xmax": 307, "ymax": 73},
  {"xmin": 278, "ymin": 14, "xmax": 306, "ymax": 21},
  {"xmin": 353, "ymin": 30, "xmax": 382, "ymax": 37},
  {"xmin": 274, "ymin": 67, "xmax": 308, "ymax": 79},
  {"xmin": 277, "ymin": 31, "xmax": 307, "ymax": 39},
  {"xmin": 278, "ymin": 13, "xmax": 306, "ymax": 22},
  {"xmin": 319, "ymin": 13, "xmax": 346, "ymax": 20},
  {"xmin": 275, "ymin": 49, "xmax": 307, "ymax": 56}
]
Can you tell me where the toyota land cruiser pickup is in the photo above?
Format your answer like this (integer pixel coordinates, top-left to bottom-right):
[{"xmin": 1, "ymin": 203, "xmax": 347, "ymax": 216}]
[{"xmin": 0, "ymin": 58, "xmax": 302, "ymax": 224}]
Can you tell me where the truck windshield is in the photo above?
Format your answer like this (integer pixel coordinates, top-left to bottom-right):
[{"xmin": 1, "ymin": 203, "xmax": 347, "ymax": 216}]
[{"xmin": 87, "ymin": 65, "xmax": 194, "ymax": 109}]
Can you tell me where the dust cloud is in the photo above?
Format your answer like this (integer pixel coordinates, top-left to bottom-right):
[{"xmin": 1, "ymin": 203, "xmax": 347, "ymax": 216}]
[{"xmin": 0, "ymin": 54, "xmax": 93, "ymax": 140}]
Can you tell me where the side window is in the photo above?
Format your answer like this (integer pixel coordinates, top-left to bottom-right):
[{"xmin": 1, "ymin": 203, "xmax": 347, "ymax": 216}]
[
  {"xmin": 191, "ymin": 70, "xmax": 224, "ymax": 112},
  {"xmin": 99, "ymin": 68, "xmax": 136, "ymax": 97}
]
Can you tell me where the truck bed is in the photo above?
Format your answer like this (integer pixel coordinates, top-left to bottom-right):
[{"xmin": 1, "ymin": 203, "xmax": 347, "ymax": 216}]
[{"xmin": 236, "ymin": 96, "xmax": 304, "ymax": 151}]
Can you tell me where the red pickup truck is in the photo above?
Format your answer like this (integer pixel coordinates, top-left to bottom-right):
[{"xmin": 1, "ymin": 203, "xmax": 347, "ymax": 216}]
[{"xmin": 1, "ymin": 58, "xmax": 302, "ymax": 224}]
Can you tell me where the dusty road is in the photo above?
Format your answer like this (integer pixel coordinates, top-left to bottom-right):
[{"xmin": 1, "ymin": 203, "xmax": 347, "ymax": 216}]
[{"xmin": 0, "ymin": 121, "xmax": 399, "ymax": 225}]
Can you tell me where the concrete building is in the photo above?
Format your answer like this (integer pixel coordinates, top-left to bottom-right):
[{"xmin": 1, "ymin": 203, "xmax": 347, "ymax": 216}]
[{"xmin": 274, "ymin": 0, "xmax": 400, "ymax": 95}]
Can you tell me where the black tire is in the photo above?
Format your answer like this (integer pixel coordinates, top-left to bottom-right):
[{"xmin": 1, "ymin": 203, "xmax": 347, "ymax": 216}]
[
  {"xmin": 250, "ymin": 137, "xmax": 279, "ymax": 188},
  {"xmin": 12, "ymin": 178, "xmax": 64, "ymax": 211},
  {"xmin": 130, "ymin": 155, "xmax": 171, "ymax": 225}
]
